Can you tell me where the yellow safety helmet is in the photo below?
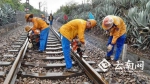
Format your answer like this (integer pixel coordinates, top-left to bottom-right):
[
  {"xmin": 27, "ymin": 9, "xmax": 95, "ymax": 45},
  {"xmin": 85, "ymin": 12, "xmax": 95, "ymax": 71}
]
[
  {"xmin": 25, "ymin": 26, "xmax": 31, "ymax": 32},
  {"xmin": 88, "ymin": 19, "xmax": 97, "ymax": 28},
  {"xmin": 25, "ymin": 14, "xmax": 33, "ymax": 22}
]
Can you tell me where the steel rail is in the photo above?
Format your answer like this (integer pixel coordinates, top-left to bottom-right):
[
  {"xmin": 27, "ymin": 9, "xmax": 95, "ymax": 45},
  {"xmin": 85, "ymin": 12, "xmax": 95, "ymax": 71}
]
[
  {"xmin": 71, "ymin": 52, "xmax": 108, "ymax": 84},
  {"xmin": 3, "ymin": 37, "xmax": 29, "ymax": 84}
]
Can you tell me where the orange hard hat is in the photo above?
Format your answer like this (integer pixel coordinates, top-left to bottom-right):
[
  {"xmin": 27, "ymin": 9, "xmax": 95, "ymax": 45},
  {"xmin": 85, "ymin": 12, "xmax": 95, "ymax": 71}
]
[
  {"xmin": 88, "ymin": 19, "xmax": 97, "ymax": 28},
  {"xmin": 102, "ymin": 15, "xmax": 114, "ymax": 30},
  {"xmin": 25, "ymin": 26, "xmax": 31, "ymax": 32},
  {"xmin": 25, "ymin": 14, "xmax": 33, "ymax": 22},
  {"xmin": 34, "ymin": 29, "xmax": 40, "ymax": 35}
]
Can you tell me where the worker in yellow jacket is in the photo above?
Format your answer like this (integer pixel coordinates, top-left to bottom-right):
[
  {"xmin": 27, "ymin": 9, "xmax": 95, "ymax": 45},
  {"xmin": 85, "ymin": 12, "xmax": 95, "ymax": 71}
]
[
  {"xmin": 102, "ymin": 15, "xmax": 126, "ymax": 61},
  {"xmin": 59, "ymin": 19, "xmax": 97, "ymax": 71},
  {"xmin": 25, "ymin": 14, "xmax": 50, "ymax": 53}
]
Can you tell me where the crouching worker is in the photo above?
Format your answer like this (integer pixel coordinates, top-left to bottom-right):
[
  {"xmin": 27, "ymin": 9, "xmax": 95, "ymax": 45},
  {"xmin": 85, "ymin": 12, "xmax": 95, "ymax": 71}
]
[
  {"xmin": 102, "ymin": 15, "xmax": 126, "ymax": 62},
  {"xmin": 25, "ymin": 14, "xmax": 50, "ymax": 53},
  {"xmin": 59, "ymin": 19, "xmax": 97, "ymax": 72},
  {"xmin": 25, "ymin": 26, "xmax": 40, "ymax": 50}
]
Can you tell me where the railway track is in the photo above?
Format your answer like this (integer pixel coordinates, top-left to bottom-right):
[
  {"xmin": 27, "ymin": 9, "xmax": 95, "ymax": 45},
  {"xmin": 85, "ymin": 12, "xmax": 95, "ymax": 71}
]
[{"xmin": 2, "ymin": 27, "xmax": 107, "ymax": 84}]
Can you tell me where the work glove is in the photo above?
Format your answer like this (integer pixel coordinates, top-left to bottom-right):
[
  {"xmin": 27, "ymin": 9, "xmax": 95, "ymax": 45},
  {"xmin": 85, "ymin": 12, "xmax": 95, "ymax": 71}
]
[
  {"xmin": 80, "ymin": 44, "xmax": 86, "ymax": 51},
  {"xmin": 77, "ymin": 44, "xmax": 85, "ymax": 57},
  {"xmin": 107, "ymin": 44, "xmax": 113, "ymax": 52},
  {"xmin": 72, "ymin": 39, "xmax": 76, "ymax": 42},
  {"xmin": 28, "ymin": 43, "xmax": 33, "ymax": 49},
  {"xmin": 75, "ymin": 38, "xmax": 79, "ymax": 42}
]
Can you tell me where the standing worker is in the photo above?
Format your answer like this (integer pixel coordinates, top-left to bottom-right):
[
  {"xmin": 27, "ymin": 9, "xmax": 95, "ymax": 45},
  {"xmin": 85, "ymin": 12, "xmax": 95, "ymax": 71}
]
[
  {"xmin": 25, "ymin": 14, "xmax": 50, "ymax": 53},
  {"xmin": 59, "ymin": 19, "xmax": 97, "ymax": 72},
  {"xmin": 102, "ymin": 15, "xmax": 126, "ymax": 62},
  {"xmin": 48, "ymin": 13, "xmax": 54, "ymax": 27}
]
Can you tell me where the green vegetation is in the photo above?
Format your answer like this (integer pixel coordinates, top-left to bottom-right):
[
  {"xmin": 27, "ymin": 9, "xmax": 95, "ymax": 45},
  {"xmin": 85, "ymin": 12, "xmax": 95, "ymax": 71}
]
[
  {"xmin": 0, "ymin": 0, "xmax": 44, "ymax": 26},
  {"xmin": 0, "ymin": 0, "xmax": 42, "ymax": 14},
  {"xmin": 0, "ymin": 0, "xmax": 23, "ymax": 11},
  {"xmin": 54, "ymin": 0, "xmax": 150, "ymax": 50}
]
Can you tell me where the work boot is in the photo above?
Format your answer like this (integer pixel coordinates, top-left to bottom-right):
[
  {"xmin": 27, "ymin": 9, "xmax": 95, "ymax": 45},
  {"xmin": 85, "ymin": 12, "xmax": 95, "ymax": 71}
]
[
  {"xmin": 105, "ymin": 56, "xmax": 111, "ymax": 61},
  {"xmin": 38, "ymin": 51, "xmax": 44, "ymax": 53},
  {"xmin": 111, "ymin": 60, "xmax": 118, "ymax": 67},
  {"xmin": 64, "ymin": 68, "xmax": 78, "ymax": 73},
  {"xmin": 35, "ymin": 50, "xmax": 45, "ymax": 53}
]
